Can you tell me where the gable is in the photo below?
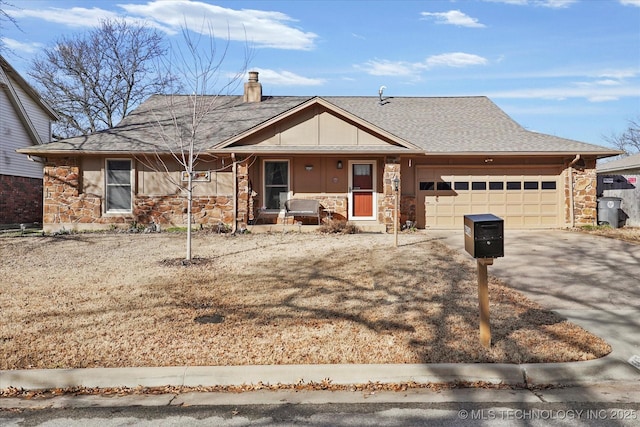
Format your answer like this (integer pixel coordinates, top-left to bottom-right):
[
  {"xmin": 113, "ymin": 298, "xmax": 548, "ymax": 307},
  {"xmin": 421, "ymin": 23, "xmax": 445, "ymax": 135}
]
[{"xmin": 225, "ymin": 102, "xmax": 408, "ymax": 150}]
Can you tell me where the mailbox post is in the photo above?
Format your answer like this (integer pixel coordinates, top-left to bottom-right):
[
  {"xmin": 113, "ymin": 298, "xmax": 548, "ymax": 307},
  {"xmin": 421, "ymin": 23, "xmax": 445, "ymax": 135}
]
[{"xmin": 464, "ymin": 214, "xmax": 504, "ymax": 348}]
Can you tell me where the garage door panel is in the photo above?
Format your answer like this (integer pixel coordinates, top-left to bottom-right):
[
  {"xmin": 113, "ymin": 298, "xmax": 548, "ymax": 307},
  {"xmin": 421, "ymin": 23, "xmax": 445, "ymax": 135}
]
[
  {"xmin": 471, "ymin": 193, "xmax": 489, "ymax": 203},
  {"xmin": 436, "ymin": 204, "xmax": 454, "ymax": 216},
  {"xmin": 540, "ymin": 204, "xmax": 557, "ymax": 214},
  {"xmin": 454, "ymin": 193, "xmax": 471, "ymax": 203},
  {"xmin": 540, "ymin": 192, "xmax": 557, "ymax": 203},
  {"xmin": 524, "ymin": 202, "xmax": 541, "ymax": 212},
  {"xmin": 505, "ymin": 217, "xmax": 524, "ymax": 228},
  {"xmin": 489, "ymin": 206, "xmax": 507, "ymax": 216},
  {"xmin": 417, "ymin": 166, "xmax": 561, "ymax": 229},
  {"xmin": 488, "ymin": 193, "xmax": 506, "ymax": 203},
  {"xmin": 506, "ymin": 193, "xmax": 523, "ymax": 203},
  {"xmin": 454, "ymin": 206, "xmax": 472, "ymax": 216},
  {"xmin": 506, "ymin": 204, "xmax": 523, "ymax": 215},
  {"xmin": 540, "ymin": 216, "xmax": 558, "ymax": 225}
]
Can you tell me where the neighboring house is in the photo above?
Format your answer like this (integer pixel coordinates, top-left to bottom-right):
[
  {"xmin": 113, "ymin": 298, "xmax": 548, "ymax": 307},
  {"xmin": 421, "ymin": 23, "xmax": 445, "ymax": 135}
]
[
  {"xmin": 0, "ymin": 55, "xmax": 58, "ymax": 225},
  {"xmin": 17, "ymin": 72, "xmax": 620, "ymax": 233},
  {"xmin": 597, "ymin": 153, "xmax": 640, "ymax": 227}
]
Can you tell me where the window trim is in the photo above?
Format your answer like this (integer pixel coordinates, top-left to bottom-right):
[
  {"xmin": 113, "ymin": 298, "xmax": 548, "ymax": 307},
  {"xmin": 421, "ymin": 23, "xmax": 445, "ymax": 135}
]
[
  {"xmin": 262, "ymin": 159, "xmax": 290, "ymax": 210},
  {"xmin": 105, "ymin": 158, "xmax": 133, "ymax": 214}
]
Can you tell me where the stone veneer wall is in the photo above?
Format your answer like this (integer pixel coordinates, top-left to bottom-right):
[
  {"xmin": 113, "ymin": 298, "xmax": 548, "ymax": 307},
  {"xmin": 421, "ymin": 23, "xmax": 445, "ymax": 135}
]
[
  {"xmin": 566, "ymin": 158, "xmax": 597, "ymax": 227},
  {"xmin": 380, "ymin": 162, "xmax": 400, "ymax": 231},
  {"xmin": 43, "ymin": 157, "xmax": 235, "ymax": 231},
  {"xmin": 0, "ymin": 174, "xmax": 43, "ymax": 224},
  {"xmin": 400, "ymin": 196, "xmax": 417, "ymax": 227},
  {"xmin": 316, "ymin": 195, "xmax": 348, "ymax": 221},
  {"xmin": 236, "ymin": 160, "xmax": 250, "ymax": 229}
]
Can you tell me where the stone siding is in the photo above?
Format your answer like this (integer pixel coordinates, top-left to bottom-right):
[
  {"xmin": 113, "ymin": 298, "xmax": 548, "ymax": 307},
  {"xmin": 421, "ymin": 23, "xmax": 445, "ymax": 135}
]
[
  {"xmin": 0, "ymin": 174, "xmax": 43, "ymax": 224},
  {"xmin": 380, "ymin": 162, "xmax": 400, "ymax": 231},
  {"xmin": 42, "ymin": 157, "xmax": 235, "ymax": 231},
  {"xmin": 566, "ymin": 158, "xmax": 598, "ymax": 226},
  {"xmin": 317, "ymin": 195, "xmax": 348, "ymax": 221},
  {"xmin": 400, "ymin": 195, "xmax": 417, "ymax": 227}
]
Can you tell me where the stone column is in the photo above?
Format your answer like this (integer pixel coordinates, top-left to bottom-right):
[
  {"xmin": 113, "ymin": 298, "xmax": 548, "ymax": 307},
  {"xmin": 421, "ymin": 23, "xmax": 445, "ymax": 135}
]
[
  {"xmin": 236, "ymin": 158, "xmax": 250, "ymax": 229},
  {"xmin": 571, "ymin": 159, "xmax": 597, "ymax": 226},
  {"xmin": 43, "ymin": 157, "xmax": 80, "ymax": 225},
  {"xmin": 381, "ymin": 161, "xmax": 401, "ymax": 232}
]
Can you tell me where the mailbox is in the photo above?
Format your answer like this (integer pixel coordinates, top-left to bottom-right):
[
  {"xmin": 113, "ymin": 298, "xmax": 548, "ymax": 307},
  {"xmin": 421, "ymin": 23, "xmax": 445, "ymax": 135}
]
[{"xmin": 464, "ymin": 214, "xmax": 504, "ymax": 258}]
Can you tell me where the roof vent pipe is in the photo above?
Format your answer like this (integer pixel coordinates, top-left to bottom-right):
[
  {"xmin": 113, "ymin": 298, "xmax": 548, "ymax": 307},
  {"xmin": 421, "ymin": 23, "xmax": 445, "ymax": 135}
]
[{"xmin": 378, "ymin": 85, "xmax": 386, "ymax": 103}]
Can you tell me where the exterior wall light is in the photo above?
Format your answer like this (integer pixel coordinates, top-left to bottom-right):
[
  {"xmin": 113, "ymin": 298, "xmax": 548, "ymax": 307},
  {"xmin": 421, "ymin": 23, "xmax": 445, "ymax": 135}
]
[
  {"xmin": 337, "ymin": 160, "xmax": 343, "ymax": 169},
  {"xmin": 392, "ymin": 176, "xmax": 400, "ymax": 192},
  {"xmin": 305, "ymin": 165, "xmax": 313, "ymax": 171}
]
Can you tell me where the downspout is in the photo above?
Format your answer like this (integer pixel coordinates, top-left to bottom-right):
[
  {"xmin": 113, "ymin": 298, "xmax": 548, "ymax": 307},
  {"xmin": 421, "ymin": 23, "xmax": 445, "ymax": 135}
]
[
  {"xmin": 567, "ymin": 154, "xmax": 581, "ymax": 228},
  {"xmin": 231, "ymin": 153, "xmax": 237, "ymax": 234}
]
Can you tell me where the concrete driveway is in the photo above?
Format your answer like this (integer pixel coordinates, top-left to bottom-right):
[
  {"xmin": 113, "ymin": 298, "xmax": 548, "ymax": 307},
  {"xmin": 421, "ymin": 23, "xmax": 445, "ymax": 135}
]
[{"xmin": 431, "ymin": 229, "xmax": 640, "ymax": 374}]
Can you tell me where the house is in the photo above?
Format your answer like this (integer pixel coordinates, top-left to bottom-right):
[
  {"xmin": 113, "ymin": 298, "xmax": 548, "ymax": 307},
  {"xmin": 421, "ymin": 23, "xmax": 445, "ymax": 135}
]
[
  {"xmin": 17, "ymin": 71, "xmax": 620, "ymax": 233},
  {"xmin": 1, "ymin": 55, "xmax": 58, "ymax": 225},
  {"xmin": 597, "ymin": 153, "xmax": 640, "ymax": 227}
]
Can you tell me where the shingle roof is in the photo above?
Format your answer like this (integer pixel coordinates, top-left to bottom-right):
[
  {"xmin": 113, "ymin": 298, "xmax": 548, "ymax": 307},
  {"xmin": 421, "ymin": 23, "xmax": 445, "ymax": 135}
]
[
  {"xmin": 18, "ymin": 93, "xmax": 619, "ymax": 157},
  {"xmin": 597, "ymin": 152, "xmax": 640, "ymax": 173}
]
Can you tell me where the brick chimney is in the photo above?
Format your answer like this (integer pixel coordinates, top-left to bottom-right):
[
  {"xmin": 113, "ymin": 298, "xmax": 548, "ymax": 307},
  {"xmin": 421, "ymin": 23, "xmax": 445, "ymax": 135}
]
[{"xmin": 243, "ymin": 71, "xmax": 262, "ymax": 103}]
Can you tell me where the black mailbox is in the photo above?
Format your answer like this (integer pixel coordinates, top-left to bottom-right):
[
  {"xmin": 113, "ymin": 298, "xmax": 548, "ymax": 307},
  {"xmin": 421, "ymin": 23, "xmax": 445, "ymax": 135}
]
[{"xmin": 464, "ymin": 214, "xmax": 504, "ymax": 258}]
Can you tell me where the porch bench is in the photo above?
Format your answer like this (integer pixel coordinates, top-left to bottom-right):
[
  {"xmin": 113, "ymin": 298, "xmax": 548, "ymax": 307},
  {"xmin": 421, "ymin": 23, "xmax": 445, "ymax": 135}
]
[{"xmin": 284, "ymin": 199, "xmax": 321, "ymax": 225}]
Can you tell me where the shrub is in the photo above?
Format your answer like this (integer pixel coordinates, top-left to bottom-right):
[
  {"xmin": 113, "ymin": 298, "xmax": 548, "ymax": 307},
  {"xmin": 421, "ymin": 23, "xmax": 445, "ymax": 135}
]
[{"xmin": 318, "ymin": 219, "xmax": 360, "ymax": 234}]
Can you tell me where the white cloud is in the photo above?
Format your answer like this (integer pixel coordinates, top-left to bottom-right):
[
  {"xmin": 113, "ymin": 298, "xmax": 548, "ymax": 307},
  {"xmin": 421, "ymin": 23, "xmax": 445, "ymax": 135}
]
[
  {"xmin": 592, "ymin": 79, "xmax": 622, "ymax": 86},
  {"xmin": 620, "ymin": 0, "xmax": 640, "ymax": 6},
  {"xmin": 360, "ymin": 59, "xmax": 417, "ymax": 77},
  {"xmin": 7, "ymin": 1, "xmax": 318, "ymax": 51},
  {"xmin": 483, "ymin": 0, "xmax": 578, "ymax": 8},
  {"xmin": 359, "ymin": 52, "xmax": 489, "ymax": 77},
  {"xmin": 7, "ymin": 6, "xmax": 120, "ymax": 28},
  {"xmin": 421, "ymin": 10, "xmax": 486, "ymax": 28},
  {"xmin": 486, "ymin": 83, "xmax": 639, "ymax": 102},
  {"xmin": 120, "ymin": 1, "xmax": 317, "ymax": 50},
  {"xmin": 1, "ymin": 38, "xmax": 43, "ymax": 54},
  {"xmin": 251, "ymin": 69, "xmax": 325, "ymax": 86},
  {"xmin": 596, "ymin": 69, "xmax": 638, "ymax": 80},
  {"xmin": 424, "ymin": 52, "xmax": 489, "ymax": 68}
]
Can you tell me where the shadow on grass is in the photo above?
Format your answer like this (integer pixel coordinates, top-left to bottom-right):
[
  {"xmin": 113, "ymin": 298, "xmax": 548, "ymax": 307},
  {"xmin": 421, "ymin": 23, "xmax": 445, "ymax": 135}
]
[{"xmin": 156, "ymin": 234, "xmax": 610, "ymax": 365}]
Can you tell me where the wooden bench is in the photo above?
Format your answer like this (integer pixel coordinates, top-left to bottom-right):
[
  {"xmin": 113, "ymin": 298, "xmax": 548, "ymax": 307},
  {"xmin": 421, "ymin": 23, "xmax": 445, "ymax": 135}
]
[{"xmin": 284, "ymin": 199, "xmax": 321, "ymax": 225}]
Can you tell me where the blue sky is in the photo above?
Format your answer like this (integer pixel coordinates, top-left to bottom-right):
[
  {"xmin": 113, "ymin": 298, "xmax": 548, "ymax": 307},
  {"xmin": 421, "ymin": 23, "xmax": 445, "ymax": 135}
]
[{"xmin": 2, "ymin": 0, "xmax": 639, "ymax": 148}]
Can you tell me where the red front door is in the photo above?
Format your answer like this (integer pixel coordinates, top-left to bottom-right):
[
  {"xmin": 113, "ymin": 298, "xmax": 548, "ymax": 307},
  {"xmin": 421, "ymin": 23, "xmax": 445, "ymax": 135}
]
[{"xmin": 350, "ymin": 162, "xmax": 375, "ymax": 218}]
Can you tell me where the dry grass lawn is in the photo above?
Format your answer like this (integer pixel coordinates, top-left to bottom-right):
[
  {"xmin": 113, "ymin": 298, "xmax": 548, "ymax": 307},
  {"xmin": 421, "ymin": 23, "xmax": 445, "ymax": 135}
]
[{"xmin": 0, "ymin": 231, "xmax": 610, "ymax": 370}]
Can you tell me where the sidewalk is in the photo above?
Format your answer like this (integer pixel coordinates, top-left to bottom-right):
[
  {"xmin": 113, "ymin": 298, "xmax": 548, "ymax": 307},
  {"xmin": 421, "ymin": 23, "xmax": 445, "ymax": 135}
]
[{"xmin": 1, "ymin": 230, "xmax": 639, "ymax": 408}]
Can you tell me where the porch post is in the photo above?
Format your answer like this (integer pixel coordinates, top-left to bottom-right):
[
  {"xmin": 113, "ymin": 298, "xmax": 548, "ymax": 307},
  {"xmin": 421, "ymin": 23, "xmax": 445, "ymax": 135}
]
[
  {"xmin": 236, "ymin": 157, "xmax": 250, "ymax": 231},
  {"xmin": 382, "ymin": 159, "xmax": 401, "ymax": 234}
]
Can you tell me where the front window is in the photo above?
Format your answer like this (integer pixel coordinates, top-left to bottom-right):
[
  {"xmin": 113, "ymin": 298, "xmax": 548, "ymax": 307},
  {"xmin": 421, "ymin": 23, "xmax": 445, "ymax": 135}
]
[
  {"xmin": 106, "ymin": 159, "xmax": 132, "ymax": 212},
  {"xmin": 264, "ymin": 160, "xmax": 289, "ymax": 209}
]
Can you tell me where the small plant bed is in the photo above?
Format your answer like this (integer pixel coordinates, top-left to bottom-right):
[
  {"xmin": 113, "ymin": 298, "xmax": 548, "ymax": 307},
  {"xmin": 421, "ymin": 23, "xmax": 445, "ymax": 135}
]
[
  {"xmin": 576, "ymin": 225, "xmax": 640, "ymax": 244},
  {"xmin": 0, "ymin": 232, "xmax": 610, "ymax": 369}
]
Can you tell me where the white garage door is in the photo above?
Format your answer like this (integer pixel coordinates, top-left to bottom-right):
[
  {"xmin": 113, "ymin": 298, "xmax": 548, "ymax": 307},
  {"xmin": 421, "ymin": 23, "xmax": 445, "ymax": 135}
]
[{"xmin": 416, "ymin": 167, "xmax": 562, "ymax": 229}]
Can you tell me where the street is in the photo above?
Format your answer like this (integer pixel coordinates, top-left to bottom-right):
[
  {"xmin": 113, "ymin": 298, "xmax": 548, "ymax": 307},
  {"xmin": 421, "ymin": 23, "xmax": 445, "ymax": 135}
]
[{"xmin": 2, "ymin": 386, "xmax": 640, "ymax": 426}]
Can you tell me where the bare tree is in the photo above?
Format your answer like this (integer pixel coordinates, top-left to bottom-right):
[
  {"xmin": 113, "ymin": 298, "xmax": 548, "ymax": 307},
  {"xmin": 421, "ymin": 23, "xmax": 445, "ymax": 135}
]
[
  {"xmin": 604, "ymin": 116, "xmax": 640, "ymax": 155},
  {"xmin": 0, "ymin": 1, "xmax": 20, "ymax": 53},
  {"xmin": 28, "ymin": 19, "xmax": 174, "ymax": 138},
  {"xmin": 140, "ymin": 24, "xmax": 252, "ymax": 261}
]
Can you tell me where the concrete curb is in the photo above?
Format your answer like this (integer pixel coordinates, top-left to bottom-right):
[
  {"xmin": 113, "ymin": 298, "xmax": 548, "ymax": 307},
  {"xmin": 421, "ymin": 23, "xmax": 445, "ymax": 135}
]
[{"xmin": 2, "ymin": 354, "xmax": 638, "ymax": 391}]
